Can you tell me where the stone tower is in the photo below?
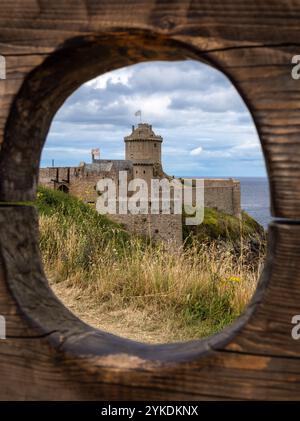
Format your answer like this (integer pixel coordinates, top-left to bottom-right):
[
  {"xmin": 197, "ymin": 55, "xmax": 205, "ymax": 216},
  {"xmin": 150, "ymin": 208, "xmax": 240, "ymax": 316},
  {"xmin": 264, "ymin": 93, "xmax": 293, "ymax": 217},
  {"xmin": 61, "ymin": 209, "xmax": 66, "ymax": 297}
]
[{"xmin": 124, "ymin": 123, "xmax": 163, "ymax": 186}]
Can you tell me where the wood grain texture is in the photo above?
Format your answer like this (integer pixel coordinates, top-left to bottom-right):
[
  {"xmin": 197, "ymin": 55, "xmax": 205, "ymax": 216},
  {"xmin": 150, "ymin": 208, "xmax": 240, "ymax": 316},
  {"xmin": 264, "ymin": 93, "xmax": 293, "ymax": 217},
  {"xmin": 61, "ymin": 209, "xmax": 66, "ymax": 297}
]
[
  {"xmin": 0, "ymin": 2, "xmax": 300, "ymax": 217},
  {"xmin": 0, "ymin": 0, "xmax": 300, "ymax": 400},
  {"xmin": 1, "ymin": 206, "xmax": 300, "ymax": 400}
]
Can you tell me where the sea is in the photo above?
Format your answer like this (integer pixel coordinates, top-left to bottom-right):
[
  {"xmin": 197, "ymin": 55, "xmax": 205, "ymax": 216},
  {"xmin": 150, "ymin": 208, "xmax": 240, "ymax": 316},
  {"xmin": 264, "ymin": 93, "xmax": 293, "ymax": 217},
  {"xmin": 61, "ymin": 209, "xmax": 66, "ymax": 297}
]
[{"xmin": 238, "ymin": 177, "xmax": 271, "ymax": 229}]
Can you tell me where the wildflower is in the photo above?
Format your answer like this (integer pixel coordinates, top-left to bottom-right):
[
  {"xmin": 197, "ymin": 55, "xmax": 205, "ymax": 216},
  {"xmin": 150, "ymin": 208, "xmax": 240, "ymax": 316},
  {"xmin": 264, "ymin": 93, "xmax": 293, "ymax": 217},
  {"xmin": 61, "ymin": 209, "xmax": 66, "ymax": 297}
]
[{"xmin": 228, "ymin": 276, "xmax": 241, "ymax": 283}]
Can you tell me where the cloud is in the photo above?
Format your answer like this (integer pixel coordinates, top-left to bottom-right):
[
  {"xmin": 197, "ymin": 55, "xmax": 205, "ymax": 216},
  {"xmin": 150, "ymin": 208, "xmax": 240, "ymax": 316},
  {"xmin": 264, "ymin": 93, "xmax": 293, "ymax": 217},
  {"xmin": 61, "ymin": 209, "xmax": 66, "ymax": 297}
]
[
  {"xmin": 170, "ymin": 87, "xmax": 242, "ymax": 113},
  {"xmin": 190, "ymin": 147, "xmax": 203, "ymax": 156},
  {"xmin": 42, "ymin": 60, "xmax": 265, "ymax": 177}
]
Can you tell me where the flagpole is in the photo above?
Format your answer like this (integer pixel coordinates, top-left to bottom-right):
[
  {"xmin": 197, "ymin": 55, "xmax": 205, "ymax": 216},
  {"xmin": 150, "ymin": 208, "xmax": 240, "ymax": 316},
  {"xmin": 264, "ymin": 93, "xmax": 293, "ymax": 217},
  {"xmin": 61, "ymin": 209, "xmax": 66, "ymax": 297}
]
[{"xmin": 134, "ymin": 110, "xmax": 142, "ymax": 123}]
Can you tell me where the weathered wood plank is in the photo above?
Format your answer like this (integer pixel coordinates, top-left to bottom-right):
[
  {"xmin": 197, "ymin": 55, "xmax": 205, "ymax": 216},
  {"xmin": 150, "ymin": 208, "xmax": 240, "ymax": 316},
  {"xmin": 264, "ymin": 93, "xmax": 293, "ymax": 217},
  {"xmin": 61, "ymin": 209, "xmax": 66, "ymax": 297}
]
[
  {"xmin": 0, "ymin": 35, "xmax": 299, "ymax": 218},
  {"xmin": 1, "ymin": 0, "xmax": 300, "ymax": 400},
  {"xmin": 1, "ymin": 206, "xmax": 300, "ymax": 399}
]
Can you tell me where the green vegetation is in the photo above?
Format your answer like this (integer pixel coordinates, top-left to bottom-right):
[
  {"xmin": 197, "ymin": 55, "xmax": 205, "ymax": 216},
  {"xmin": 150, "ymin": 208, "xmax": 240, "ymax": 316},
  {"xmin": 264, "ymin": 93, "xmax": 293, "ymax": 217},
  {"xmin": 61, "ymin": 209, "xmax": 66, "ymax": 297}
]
[
  {"xmin": 184, "ymin": 207, "xmax": 265, "ymax": 243},
  {"xmin": 37, "ymin": 186, "xmax": 130, "ymax": 242},
  {"xmin": 37, "ymin": 186, "xmax": 132, "ymax": 261},
  {"xmin": 37, "ymin": 187, "xmax": 266, "ymax": 344}
]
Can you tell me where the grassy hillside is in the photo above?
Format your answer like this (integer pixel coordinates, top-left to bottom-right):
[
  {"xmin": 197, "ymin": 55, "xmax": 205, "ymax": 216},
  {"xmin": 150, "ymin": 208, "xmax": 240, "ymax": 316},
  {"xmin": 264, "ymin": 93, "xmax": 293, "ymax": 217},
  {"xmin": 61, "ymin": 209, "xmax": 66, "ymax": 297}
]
[
  {"xmin": 37, "ymin": 187, "xmax": 265, "ymax": 343},
  {"xmin": 183, "ymin": 207, "xmax": 266, "ymax": 265},
  {"xmin": 184, "ymin": 207, "xmax": 265, "ymax": 243},
  {"xmin": 37, "ymin": 186, "xmax": 131, "ymax": 249}
]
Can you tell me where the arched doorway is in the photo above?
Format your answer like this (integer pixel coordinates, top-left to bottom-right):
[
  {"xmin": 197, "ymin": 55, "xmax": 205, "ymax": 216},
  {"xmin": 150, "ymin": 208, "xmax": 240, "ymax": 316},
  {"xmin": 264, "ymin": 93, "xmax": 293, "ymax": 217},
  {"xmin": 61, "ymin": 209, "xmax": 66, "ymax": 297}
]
[{"xmin": 57, "ymin": 184, "xmax": 69, "ymax": 194}]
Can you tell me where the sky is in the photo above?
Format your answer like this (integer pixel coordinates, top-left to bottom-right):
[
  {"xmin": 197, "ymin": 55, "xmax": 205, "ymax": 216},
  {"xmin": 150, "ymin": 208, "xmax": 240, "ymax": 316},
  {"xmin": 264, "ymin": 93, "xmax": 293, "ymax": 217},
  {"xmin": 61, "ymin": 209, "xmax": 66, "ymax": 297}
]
[{"xmin": 41, "ymin": 60, "xmax": 267, "ymax": 177}]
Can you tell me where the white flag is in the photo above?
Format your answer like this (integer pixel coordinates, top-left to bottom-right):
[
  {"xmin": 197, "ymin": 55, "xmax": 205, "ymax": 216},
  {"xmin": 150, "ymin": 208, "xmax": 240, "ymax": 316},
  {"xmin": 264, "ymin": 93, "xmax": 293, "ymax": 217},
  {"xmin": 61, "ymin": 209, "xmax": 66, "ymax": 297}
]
[
  {"xmin": 91, "ymin": 148, "xmax": 100, "ymax": 158},
  {"xmin": 134, "ymin": 110, "xmax": 141, "ymax": 117}
]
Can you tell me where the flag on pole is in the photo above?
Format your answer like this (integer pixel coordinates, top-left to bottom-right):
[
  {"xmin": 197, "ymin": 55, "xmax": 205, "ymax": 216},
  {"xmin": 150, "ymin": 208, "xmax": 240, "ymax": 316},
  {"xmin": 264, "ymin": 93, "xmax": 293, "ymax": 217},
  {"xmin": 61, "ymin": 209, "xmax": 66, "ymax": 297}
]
[
  {"xmin": 134, "ymin": 110, "xmax": 142, "ymax": 122},
  {"xmin": 91, "ymin": 148, "xmax": 100, "ymax": 157},
  {"xmin": 91, "ymin": 148, "xmax": 100, "ymax": 160}
]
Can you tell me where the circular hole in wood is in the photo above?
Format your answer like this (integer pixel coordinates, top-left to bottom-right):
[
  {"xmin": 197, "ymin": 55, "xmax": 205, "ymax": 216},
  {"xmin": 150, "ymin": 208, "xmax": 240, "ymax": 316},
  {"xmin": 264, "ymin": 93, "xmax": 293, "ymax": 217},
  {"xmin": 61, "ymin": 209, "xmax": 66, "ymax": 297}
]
[
  {"xmin": 0, "ymin": 33, "xmax": 272, "ymax": 362},
  {"xmin": 39, "ymin": 59, "xmax": 269, "ymax": 344}
]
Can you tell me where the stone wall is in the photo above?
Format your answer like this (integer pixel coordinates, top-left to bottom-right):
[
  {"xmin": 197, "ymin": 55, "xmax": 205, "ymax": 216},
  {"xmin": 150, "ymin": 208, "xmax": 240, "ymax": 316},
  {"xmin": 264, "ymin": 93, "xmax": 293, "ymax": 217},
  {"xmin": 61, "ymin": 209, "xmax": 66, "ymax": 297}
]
[
  {"xmin": 203, "ymin": 179, "xmax": 241, "ymax": 218},
  {"xmin": 39, "ymin": 167, "xmax": 241, "ymax": 246},
  {"xmin": 111, "ymin": 213, "xmax": 183, "ymax": 248}
]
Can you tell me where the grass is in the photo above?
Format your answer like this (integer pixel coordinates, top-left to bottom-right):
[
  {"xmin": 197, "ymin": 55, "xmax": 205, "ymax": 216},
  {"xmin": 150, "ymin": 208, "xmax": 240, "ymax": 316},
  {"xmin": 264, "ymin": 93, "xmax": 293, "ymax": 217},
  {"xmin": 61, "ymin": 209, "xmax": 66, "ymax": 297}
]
[
  {"xmin": 37, "ymin": 187, "xmax": 266, "ymax": 344},
  {"xmin": 183, "ymin": 206, "xmax": 265, "ymax": 243}
]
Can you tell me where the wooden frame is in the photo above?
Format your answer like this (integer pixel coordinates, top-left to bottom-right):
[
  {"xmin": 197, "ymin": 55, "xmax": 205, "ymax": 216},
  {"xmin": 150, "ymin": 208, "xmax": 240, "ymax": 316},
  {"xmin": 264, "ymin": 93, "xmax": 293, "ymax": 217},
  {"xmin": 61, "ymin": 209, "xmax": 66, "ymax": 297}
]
[{"xmin": 0, "ymin": 1, "xmax": 300, "ymax": 400}]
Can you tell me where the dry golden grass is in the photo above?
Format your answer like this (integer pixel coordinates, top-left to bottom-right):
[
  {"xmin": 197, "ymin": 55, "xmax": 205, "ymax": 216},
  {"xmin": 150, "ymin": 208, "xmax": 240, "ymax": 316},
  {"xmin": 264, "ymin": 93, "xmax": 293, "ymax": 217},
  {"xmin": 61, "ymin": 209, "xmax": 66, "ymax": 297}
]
[{"xmin": 40, "ymin": 212, "xmax": 265, "ymax": 344}]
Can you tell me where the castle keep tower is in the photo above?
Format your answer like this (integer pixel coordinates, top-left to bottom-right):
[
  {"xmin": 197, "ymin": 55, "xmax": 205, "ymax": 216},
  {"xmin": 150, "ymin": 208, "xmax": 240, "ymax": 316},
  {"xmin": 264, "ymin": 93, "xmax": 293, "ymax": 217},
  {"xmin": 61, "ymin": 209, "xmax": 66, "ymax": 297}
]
[{"xmin": 124, "ymin": 123, "xmax": 163, "ymax": 185}]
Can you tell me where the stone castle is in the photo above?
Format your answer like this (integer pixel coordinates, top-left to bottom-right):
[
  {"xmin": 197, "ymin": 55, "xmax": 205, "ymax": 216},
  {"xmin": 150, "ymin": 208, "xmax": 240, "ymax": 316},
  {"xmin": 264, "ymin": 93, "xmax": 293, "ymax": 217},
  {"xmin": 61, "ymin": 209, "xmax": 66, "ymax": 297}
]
[{"xmin": 39, "ymin": 123, "xmax": 241, "ymax": 245}]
